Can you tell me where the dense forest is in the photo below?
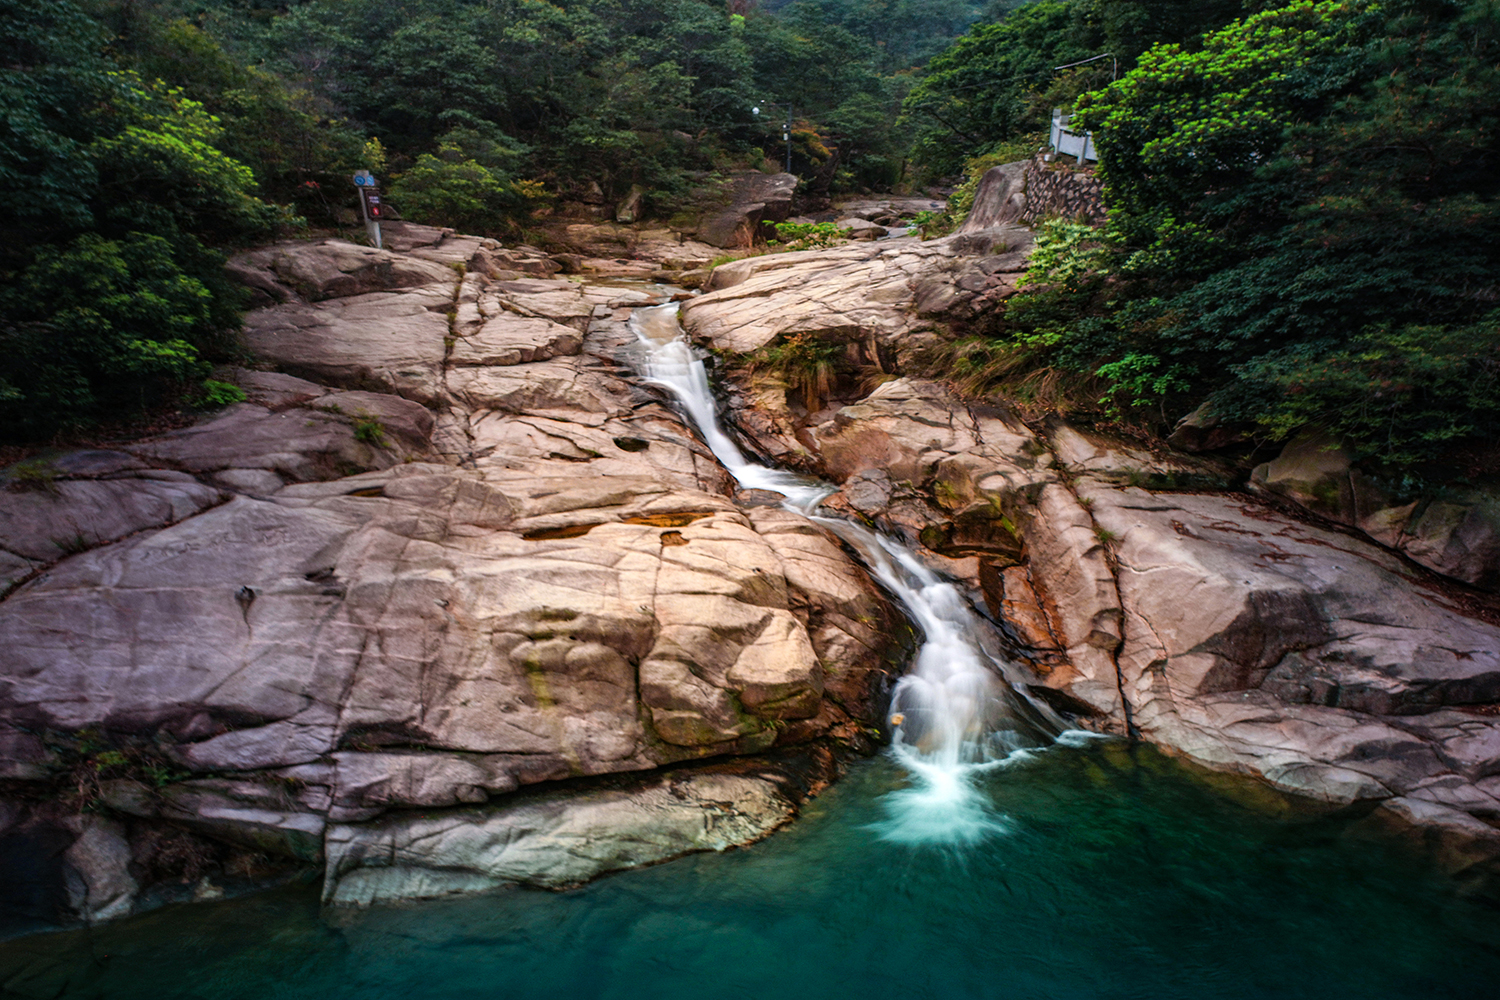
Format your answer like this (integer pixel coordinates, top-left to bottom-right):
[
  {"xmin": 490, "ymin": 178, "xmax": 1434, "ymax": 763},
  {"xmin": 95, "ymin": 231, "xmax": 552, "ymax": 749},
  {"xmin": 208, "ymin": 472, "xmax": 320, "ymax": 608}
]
[
  {"xmin": 963, "ymin": 0, "xmax": 1499, "ymax": 476},
  {"xmin": 2, "ymin": 0, "xmax": 1496, "ymax": 475}
]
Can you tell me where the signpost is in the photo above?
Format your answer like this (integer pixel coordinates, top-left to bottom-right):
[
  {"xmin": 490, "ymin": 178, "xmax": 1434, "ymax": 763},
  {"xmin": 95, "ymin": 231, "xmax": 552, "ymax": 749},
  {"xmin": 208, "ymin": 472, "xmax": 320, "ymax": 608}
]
[{"xmin": 353, "ymin": 170, "xmax": 382, "ymax": 249}]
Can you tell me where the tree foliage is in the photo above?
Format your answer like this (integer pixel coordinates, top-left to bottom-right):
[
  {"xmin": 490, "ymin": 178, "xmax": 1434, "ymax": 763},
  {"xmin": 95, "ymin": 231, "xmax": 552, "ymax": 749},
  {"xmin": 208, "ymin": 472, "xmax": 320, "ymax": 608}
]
[
  {"xmin": 0, "ymin": 233, "xmax": 216, "ymax": 435},
  {"xmin": 902, "ymin": 0, "xmax": 1248, "ymax": 174},
  {"xmin": 992, "ymin": 0, "xmax": 1500, "ymax": 468},
  {"xmin": 390, "ymin": 146, "xmax": 527, "ymax": 235},
  {"xmin": 0, "ymin": 0, "xmax": 278, "ymax": 439},
  {"xmin": 5, "ymin": 0, "xmax": 997, "ymax": 440}
]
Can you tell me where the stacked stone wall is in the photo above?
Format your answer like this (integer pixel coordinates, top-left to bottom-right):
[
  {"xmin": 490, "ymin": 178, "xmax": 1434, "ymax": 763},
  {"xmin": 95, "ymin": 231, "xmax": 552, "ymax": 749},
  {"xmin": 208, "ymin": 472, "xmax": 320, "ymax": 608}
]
[{"xmin": 1020, "ymin": 154, "xmax": 1106, "ymax": 226}]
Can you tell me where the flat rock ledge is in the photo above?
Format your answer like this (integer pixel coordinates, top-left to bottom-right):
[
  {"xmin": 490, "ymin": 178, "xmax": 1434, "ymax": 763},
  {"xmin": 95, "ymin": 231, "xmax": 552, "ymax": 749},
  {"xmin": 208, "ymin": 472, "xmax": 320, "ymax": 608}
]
[
  {"xmin": 0, "ymin": 229, "xmax": 901, "ymax": 931},
  {"xmin": 324, "ymin": 747, "xmax": 837, "ymax": 906}
]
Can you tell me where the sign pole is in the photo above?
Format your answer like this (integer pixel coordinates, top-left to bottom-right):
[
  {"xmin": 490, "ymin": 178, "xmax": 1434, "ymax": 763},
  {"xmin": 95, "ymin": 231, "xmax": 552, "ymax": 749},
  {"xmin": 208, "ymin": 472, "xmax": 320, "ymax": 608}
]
[{"xmin": 352, "ymin": 170, "xmax": 382, "ymax": 249}]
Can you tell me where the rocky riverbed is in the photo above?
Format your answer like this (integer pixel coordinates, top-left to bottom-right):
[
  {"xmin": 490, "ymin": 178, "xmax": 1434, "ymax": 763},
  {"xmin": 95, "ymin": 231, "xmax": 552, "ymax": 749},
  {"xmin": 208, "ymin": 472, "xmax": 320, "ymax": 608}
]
[
  {"xmin": 682, "ymin": 229, "xmax": 1500, "ymax": 878},
  {"xmin": 3, "ymin": 214, "xmax": 1498, "ymax": 933}
]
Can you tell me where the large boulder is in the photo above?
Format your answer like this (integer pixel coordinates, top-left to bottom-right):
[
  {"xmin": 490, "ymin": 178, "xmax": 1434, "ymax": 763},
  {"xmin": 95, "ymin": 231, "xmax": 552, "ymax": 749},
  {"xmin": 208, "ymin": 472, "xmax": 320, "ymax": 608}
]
[
  {"xmin": 1250, "ymin": 430, "xmax": 1500, "ymax": 591},
  {"xmin": 228, "ymin": 240, "xmax": 454, "ymax": 305},
  {"xmin": 614, "ymin": 184, "xmax": 647, "ymax": 224},
  {"xmin": 127, "ymin": 392, "xmax": 434, "ymax": 486},
  {"xmin": 697, "ymin": 172, "xmax": 799, "ymax": 249},
  {"xmin": 241, "ymin": 284, "xmax": 455, "ymax": 404},
  {"xmin": 834, "ymin": 217, "xmax": 887, "ymax": 240},
  {"xmin": 1087, "ymin": 482, "xmax": 1500, "ymax": 824},
  {"xmin": 684, "ymin": 240, "xmax": 962, "ymax": 355},
  {"xmin": 957, "ymin": 161, "xmax": 1028, "ymax": 232},
  {"xmin": 682, "ymin": 229, "xmax": 1033, "ymax": 365},
  {"xmin": 0, "ymin": 457, "xmax": 223, "ymax": 593},
  {"xmin": 1166, "ymin": 400, "xmax": 1248, "ymax": 453},
  {"xmin": 323, "ymin": 748, "xmax": 837, "ymax": 904}
]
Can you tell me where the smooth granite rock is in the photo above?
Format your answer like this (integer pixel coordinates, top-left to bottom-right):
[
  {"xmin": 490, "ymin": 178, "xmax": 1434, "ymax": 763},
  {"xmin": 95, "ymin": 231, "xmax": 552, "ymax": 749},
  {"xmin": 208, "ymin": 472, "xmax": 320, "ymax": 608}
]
[
  {"xmin": 0, "ymin": 236, "xmax": 901, "ymax": 926},
  {"xmin": 675, "ymin": 218, "xmax": 1500, "ymax": 857}
]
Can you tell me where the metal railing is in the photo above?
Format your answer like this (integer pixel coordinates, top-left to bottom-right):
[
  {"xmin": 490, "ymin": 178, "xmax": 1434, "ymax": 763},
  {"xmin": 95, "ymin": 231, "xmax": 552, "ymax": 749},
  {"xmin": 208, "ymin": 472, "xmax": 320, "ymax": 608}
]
[{"xmin": 1049, "ymin": 108, "xmax": 1097, "ymax": 163}]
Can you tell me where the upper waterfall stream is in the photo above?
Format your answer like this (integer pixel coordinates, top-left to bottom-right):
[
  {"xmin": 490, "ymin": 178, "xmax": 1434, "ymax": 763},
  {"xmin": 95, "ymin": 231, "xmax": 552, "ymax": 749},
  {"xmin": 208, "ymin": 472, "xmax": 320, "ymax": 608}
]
[{"xmin": 630, "ymin": 303, "xmax": 1065, "ymax": 843}]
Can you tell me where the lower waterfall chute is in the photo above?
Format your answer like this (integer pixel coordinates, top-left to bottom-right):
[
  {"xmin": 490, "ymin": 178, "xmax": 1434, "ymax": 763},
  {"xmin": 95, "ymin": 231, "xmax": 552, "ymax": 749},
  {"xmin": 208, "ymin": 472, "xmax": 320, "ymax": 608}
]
[{"xmin": 631, "ymin": 303, "xmax": 1062, "ymax": 844}]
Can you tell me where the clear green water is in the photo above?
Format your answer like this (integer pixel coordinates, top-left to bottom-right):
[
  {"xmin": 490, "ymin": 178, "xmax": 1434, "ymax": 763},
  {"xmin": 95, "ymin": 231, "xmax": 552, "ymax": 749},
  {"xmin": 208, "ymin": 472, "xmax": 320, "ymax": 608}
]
[{"xmin": 4, "ymin": 740, "xmax": 1497, "ymax": 1000}]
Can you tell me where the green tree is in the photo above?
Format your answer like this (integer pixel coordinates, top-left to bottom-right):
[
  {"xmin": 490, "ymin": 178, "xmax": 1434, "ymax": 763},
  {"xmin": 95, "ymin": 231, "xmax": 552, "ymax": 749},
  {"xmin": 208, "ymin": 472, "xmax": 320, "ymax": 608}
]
[
  {"xmin": 91, "ymin": 88, "xmax": 281, "ymax": 243},
  {"xmin": 390, "ymin": 144, "xmax": 525, "ymax": 234},
  {"xmin": 992, "ymin": 0, "xmax": 1500, "ymax": 466},
  {"xmin": 0, "ymin": 0, "xmax": 122, "ymax": 236},
  {"xmin": 902, "ymin": 0, "xmax": 1250, "ymax": 175},
  {"xmin": 0, "ymin": 0, "xmax": 282, "ymax": 440},
  {"xmin": 0, "ymin": 233, "xmax": 215, "ymax": 435},
  {"xmin": 109, "ymin": 14, "xmax": 365, "ymax": 202},
  {"xmin": 902, "ymin": 1, "xmax": 1091, "ymax": 174}
]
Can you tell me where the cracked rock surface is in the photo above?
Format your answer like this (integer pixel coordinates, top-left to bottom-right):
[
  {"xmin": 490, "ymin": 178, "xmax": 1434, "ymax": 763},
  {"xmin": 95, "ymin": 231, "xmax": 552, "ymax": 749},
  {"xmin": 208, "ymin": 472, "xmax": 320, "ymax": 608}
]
[
  {"xmin": 681, "ymin": 228, "xmax": 1033, "ymax": 357},
  {"xmin": 8, "ymin": 220, "xmax": 1499, "ymax": 929},
  {"xmin": 682, "ymin": 234, "xmax": 1500, "ymax": 875},
  {"xmin": 0, "ymin": 229, "xmax": 900, "ymax": 928}
]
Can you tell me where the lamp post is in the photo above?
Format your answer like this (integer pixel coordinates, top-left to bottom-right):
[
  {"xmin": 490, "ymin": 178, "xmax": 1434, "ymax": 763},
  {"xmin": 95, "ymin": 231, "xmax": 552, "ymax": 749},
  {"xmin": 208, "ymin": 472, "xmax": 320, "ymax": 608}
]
[{"xmin": 752, "ymin": 102, "xmax": 794, "ymax": 173}]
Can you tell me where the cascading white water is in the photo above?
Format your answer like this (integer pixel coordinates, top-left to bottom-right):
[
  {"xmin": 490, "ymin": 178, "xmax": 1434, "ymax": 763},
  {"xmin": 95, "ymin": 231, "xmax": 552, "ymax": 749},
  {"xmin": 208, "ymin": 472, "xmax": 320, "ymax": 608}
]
[
  {"xmin": 630, "ymin": 304, "xmax": 834, "ymax": 511},
  {"xmin": 631, "ymin": 303, "xmax": 1059, "ymax": 844}
]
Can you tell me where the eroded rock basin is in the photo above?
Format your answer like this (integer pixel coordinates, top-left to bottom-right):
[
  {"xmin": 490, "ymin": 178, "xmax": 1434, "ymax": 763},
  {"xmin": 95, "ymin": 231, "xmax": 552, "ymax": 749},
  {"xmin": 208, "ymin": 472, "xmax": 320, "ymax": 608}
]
[{"xmin": 3, "ymin": 744, "xmax": 1498, "ymax": 1000}]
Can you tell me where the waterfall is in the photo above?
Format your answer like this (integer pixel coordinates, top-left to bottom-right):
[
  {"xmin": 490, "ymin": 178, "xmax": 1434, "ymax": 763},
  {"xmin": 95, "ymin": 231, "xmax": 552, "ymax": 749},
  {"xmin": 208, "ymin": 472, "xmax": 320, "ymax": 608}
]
[{"xmin": 630, "ymin": 304, "xmax": 1060, "ymax": 844}]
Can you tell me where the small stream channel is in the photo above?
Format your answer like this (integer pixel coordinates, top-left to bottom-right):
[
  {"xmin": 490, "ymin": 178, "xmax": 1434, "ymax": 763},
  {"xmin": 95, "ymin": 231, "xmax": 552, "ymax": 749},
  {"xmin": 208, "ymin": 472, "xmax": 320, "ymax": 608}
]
[{"xmin": 2, "ymin": 296, "xmax": 1497, "ymax": 999}]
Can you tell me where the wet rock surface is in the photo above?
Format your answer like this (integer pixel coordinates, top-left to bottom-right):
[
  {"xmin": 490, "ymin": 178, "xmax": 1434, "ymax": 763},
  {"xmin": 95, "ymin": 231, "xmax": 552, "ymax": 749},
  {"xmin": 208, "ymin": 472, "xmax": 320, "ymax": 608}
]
[
  {"xmin": 801, "ymin": 378, "xmax": 1500, "ymax": 865},
  {"xmin": 0, "ymin": 232, "xmax": 900, "ymax": 930},
  {"xmin": 6, "ymin": 210, "xmax": 1499, "ymax": 931},
  {"xmin": 676, "ymin": 230, "xmax": 1500, "ymax": 876},
  {"xmin": 323, "ymin": 746, "xmax": 839, "ymax": 905}
]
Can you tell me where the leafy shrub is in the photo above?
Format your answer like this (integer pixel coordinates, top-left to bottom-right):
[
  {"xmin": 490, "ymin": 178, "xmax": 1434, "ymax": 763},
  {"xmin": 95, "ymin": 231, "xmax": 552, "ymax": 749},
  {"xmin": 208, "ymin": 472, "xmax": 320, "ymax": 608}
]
[
  {"xmin": 352, "ymin": 415, "xmax": 388, "ymax": 446},
  {"xmin": 1094, "ymin": 353, "xmax": 1191, "ymax": 419},
  {"xmin": 90, "ymin": 88, "xmax": 283, "ymax": 244},
  {"xmin": 750, "ymin": 332, "xmax": 846, "ymax": 410},
  {"xmin": 772, "ymin": 221, "xmax": 850, "ymax": 251},
  {"xmin": 390, "ymin": 147, "xmax": 527, "ymax": 235},
  {"xmin": 195, "ymin": 379, "xmax": 247, "ymax": 409},
  {"xmin": 1021, "ymin": 219, "xmax": 1108, "ymax": 292},
  {"xmin": 1225, "ymin": 319, "xmax": 1500, "ymax": 466},
  {"xmin": 0, "ymin": 233, "xmax": 215, "ymax": 437},
  {"xmin": 0, "ymin": 2, "xmax": 284, "ymax": 440}
]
